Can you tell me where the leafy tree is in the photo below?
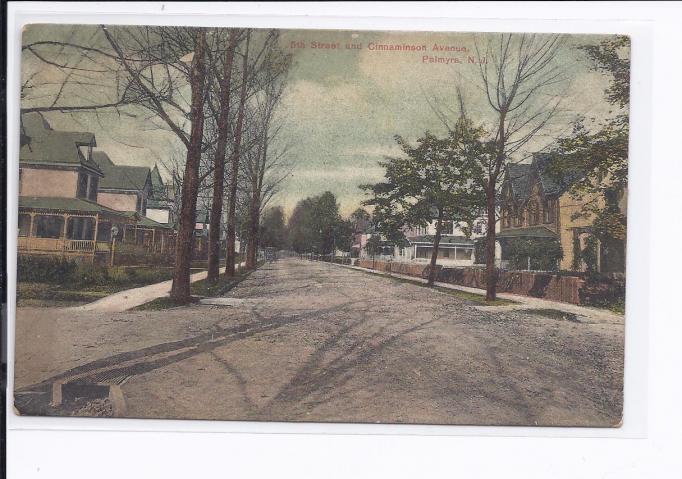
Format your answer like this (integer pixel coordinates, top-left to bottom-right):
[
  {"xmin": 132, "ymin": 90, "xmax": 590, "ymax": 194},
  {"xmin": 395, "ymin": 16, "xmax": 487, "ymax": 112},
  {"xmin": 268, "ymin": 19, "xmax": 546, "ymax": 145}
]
[
  {"xmin": 259, "ymin": 206, "xmax": 287, "ymax": 249},
  {"xmin": 472, "ymin": 33, "xmax": 566, "ymax": 301},
  {"xmin": 349, "ymin": 208, "xmax": 371, "ymax": 233},
  {"xmin": 362, "ymin": 120, "xmax": 487, "ymax": 285},
  {"xmin": 333, "ymin": 219, "xmax": 354, "ymax": 253},
  {"xmin": 506, "ymin": 238, "xmax": 563, "ymax": 272},
  {"xmin": 364, "ymin": 235, "xmax": 383, "ymax": 258},
  {"xmin": 547, "ymin": 36, "xmax": 629, "ymax": 271},
  {"xmin": 287, "ymin": 191, "xmax": 344, "ymax": 255}
]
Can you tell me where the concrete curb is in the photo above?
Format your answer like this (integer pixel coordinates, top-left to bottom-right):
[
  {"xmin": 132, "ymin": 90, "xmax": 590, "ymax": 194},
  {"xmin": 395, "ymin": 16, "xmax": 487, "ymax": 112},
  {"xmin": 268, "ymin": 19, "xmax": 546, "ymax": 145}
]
[{"xmin": 108, "ymin": 384, "xmax": 127, "ymax": 417}]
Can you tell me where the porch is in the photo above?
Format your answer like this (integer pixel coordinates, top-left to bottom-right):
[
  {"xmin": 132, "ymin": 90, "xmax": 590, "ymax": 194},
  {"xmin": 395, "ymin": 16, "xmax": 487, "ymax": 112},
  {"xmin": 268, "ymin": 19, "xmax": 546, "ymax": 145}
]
[{"xmin": 18, "ymin": 197, "xmax": 136, "ymax": 261}]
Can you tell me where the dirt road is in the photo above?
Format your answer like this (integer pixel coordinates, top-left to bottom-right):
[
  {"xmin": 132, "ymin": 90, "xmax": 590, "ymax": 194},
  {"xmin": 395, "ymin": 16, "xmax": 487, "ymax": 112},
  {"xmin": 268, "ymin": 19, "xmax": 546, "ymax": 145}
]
[{"xmin": 14, "ymin": 258, "xmax": 624, "ymax": 426}]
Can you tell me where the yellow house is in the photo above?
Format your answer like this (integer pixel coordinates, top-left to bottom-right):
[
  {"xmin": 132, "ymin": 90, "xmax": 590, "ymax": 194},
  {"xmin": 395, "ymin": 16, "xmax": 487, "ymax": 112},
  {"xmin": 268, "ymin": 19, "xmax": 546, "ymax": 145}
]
[{"xmin": 498, "ymin": 153, "xmax": 625, "ymax": 273}]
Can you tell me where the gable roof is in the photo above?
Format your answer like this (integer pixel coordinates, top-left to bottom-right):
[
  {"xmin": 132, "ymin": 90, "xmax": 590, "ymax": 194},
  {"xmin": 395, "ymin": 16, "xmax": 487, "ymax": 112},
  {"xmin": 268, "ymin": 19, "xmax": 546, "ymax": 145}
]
[
  {"xmin": 150, "ymin": 165, "xmax": 164, "ymax": 190},
  {"xmin": 20, "ymin": 112, "xmax": 100, "ymax": 174},
  {"xmin": 533, "ymin": 152, "xmax": 584, "ymax": 197},
  {"xmin": 503, "ymin": 153, "xmax": 585, "ymax": 203},
  {"xmin": 93, "ymin": 152, "xmax": 151, "ymax": 191},
  {"xmin": 506, "ymin": 163, "xmax": 533, "ymax": 202},
  {"xmin": 149, "ymin": 164, "xmax": 170, "ymax": 201}
]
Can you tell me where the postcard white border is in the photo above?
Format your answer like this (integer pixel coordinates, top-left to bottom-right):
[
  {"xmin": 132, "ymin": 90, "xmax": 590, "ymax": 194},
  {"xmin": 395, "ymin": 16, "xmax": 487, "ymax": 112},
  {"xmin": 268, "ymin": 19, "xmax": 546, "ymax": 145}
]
[{"xmin": 6, "ymin": 1, "xmax": 668, "ymax": 478}]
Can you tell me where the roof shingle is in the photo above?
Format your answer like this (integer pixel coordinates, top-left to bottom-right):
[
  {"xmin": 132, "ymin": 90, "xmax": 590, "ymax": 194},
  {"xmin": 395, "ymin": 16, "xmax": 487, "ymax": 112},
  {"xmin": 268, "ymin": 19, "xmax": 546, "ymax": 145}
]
[
  {"xmin": 20, "ymin": 113, "xmax": 100, "ymax": 173},
  {"xmin": 93, "ymin": 152, "xmax": 151, "ymax": 191}
]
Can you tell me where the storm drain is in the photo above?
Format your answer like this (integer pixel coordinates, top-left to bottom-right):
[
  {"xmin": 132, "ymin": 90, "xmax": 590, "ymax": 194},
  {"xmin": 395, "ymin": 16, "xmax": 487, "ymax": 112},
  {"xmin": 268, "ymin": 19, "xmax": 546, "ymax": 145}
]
[{"xmin": 61, "ymin": 382, "xmax": 110, "ymax": 402}]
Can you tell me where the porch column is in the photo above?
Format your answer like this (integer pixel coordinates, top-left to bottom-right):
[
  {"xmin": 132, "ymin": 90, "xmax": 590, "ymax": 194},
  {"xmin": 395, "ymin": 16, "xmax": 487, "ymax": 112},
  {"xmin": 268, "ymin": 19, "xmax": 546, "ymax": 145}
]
[
  {"xmin": 28, "ymin": 213, "xmax": 35, "ymax": 250},
  {"xmin": 92, "ymin": 214, "xmax": 99, "ymax": 256},
  {"xmin": 62, "ymin": 214, "xmax": 69, "ymax": 252},
  {"xmin": 28, "ymin": 213, "xmax": 35, "ymax": 237}
]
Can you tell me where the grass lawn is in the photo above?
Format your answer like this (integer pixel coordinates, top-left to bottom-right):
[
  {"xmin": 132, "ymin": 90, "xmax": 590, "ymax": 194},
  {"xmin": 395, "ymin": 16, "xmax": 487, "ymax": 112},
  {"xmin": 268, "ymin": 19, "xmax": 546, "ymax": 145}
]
[
  {"xmin": 16, "ymin": 266, "xmax": 203, "ymax": 307},
  {"xmin": 133, "ymin": 269, "xmax": 255, "ymax": 311},
  {"xmin": 387, "ymin": 275, "xmax": 518, "ymax": 306},
  {"xmin": 351, "ymin": 267, "xmax": 518, "ymax": 306}
]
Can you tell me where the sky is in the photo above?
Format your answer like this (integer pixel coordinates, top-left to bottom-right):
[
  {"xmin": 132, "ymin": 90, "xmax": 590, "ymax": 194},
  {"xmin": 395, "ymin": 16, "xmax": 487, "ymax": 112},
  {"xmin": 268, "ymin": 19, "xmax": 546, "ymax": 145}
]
[{"xmin": 21, "ymin": 26, "xmax": 625, "ymax": 217}]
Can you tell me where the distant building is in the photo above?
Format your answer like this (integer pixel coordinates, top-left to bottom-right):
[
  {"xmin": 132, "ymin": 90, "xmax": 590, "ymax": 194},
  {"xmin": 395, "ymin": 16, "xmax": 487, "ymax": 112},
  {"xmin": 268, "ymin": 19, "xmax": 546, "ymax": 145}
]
[
  {"xmin": 357, "ymin": 214, "xmax": 493, "ymax": 267},
  {"xmin": 145, "ymin": 165, "xmax": 173, "ymax": 225},
  {"xmin": 398, "ymin": 216, "xmax": 491, "ymax": 266}
]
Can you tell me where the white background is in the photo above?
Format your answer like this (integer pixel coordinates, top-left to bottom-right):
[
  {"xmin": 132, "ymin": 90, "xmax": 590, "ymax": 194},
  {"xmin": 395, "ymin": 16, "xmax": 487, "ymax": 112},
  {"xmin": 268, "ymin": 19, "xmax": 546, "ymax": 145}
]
[{"xmin": 5, "ymin": 2, "xmax": 681, "ymax": 478}]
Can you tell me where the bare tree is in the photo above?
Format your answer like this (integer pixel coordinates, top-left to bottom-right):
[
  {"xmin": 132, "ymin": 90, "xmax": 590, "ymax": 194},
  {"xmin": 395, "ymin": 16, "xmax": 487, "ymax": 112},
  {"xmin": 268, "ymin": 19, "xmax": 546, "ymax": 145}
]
[
  {"xmin": 224, "ymin": 30, "xmax": 251, "ymax": 277},
  {"xmin": 474, "ymin": 33, "xmax": 566, "ymax": 300},
  {"xmin": 244, "ymin": 105, "xmax": 293, "ymax": 268},
  {"xmin": 168, "ymin": 29, "xmax": 209, "ymax": 302},
  {"xmin": 206, "ymin": 30, "xmax": 239, "ymax": 283}
]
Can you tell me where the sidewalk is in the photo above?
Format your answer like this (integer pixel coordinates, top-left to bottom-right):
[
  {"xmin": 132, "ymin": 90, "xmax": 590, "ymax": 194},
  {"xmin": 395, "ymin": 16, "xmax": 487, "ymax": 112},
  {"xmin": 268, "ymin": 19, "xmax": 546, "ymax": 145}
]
[
  {"xmin": 333, "ymin": 262, "xmax": 624, "ymax": 324},
  {"xmin": 73, "ymin": 263, "xmax": 245, "ymax": 313}
]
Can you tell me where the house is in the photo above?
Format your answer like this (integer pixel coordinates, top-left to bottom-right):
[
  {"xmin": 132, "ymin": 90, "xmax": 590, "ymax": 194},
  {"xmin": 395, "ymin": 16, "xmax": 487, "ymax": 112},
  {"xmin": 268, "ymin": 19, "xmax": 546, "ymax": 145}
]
[
  {"xmin": 18, "ymin": 113, "xmax": 134, "ymax": 261},
  {"xmin": 497, "ymin": 153, "xmax": 626, "ymax": 273},
  {"xmin": 398, "ymin": 217, "xmax": 488, "ymax": 266},
  {"xmin": 92, "ymin": 152, "xmax": 175, "ymax": 256},
  {"xmin": 93, "ymin": 152, "xmax": 152, "ymax": 214},
  {"xmin": 357, "ymin": 215, "xmax": 491, "ymax": 266},
  {"xmin": 145, "ymin": 164, "xmax": 174, "ymax": 226}
]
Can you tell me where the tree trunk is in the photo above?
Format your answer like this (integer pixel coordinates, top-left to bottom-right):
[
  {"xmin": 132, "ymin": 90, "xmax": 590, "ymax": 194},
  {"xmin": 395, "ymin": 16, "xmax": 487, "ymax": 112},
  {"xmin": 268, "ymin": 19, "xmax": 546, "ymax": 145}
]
[
  {"xmin": 247, "ymin": 135, "xmax": 268, "ymax": 269},
  {"xmin": 246, "ymin": 196, "xmax": 259, "ymax": 269},
  {"xmin": 484, "ymin": 183, "xmax": 498, "ymax": 300},
  {"xmin": 225, "ymin": 31, "xmax": 250, "ymax": 277},
  {"xmin": 170, "ymin": 29, "xmax": 208, "ymax": 304},
  {"xmin": 428, "ymin": 209, "xmax": 444, "ymax": 286},
  {"xmin": 207, "ymin": 32, "xmax": 237, "ymax": 283},
  {"xmin": 485, "ymin": 113, "xmax": 506, "ymax": 301}
]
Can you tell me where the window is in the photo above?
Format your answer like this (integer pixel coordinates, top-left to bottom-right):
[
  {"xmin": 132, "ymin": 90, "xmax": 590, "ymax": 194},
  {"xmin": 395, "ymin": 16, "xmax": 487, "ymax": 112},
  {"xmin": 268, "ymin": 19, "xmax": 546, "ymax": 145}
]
[
  {"xmin": 441, "ymin": 221, "xmax": 455, "ymax": 235},
  {"xmin": 136, "ymin": 194, "xmax": 142, "ymax": 212},
  {"xmin": 18, "ymin": 214, "xmax": 31, "ymax": 236},
  {"xmin": 88, "ymin": 176, "xmax": 99, "ymax": 201},
  {"xmin": 528, "ymin": 201, "xmax": 540, "ymax": 226},
  {"xmin": 502, "ymin": 208, "xmax": 511, "ymax": 228},
  {"xmin": 513, "ymin": 206, "xmax": 522, "ymax": 227},
  {"xmin": 456, "ymin": 248, "xmax": 472, "ymax": 260},
  {"xmin": 442, "ymin": 248, "xmax": 450, "ymax": 258},
  {"xmin": 543, "ymin": 199, "xmax": 556, "ymax": 223},
  {"xmin": 67, "ymin": 217, "xmax": 95, "ymax": 240},
  {"xmin": 76, "ymin": 172, "xmax": 88, "ymax": 198},
  {"xmin": 34, "ymin": 215, "xmax": 64, "ymax": 239}
]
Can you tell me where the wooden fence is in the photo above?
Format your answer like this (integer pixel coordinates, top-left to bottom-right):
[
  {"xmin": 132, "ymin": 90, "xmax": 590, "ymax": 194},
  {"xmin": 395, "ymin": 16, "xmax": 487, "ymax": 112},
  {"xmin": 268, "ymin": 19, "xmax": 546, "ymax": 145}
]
[{"xmin": 356, "ymin": 259, "xmax": 588, "ymax": 305}]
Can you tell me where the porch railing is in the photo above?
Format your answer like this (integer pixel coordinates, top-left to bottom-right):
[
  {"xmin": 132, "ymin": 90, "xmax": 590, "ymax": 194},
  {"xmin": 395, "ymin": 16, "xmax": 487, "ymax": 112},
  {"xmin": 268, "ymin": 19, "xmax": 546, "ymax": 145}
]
[
  {"xmin": 64, "ymin": 239, "xmax": 95, "ymax": 252},
  {"xmin": 17, "ymin": 237, "xmax": 110, "ymax": 255}
]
